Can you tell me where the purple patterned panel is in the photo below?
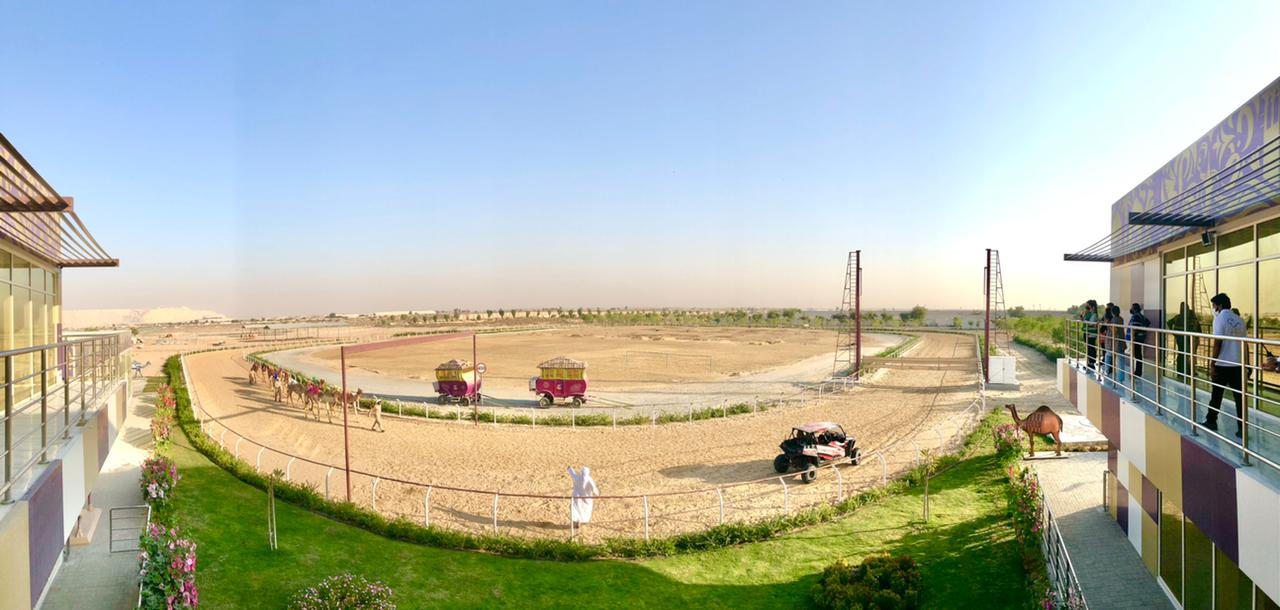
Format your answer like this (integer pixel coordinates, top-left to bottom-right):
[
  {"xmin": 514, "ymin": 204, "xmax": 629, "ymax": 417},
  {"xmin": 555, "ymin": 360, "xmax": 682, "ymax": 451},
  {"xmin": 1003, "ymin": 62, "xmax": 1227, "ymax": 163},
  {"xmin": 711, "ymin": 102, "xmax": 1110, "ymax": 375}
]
[
  {"xmin": 22, "ymin": 461, "xmax": 63, "ymax": 609},
  {"xmin": 1101, "ymin": 388, "xmax": 1121, "ymax": 449},
  {"xmin": 1180, "ymin": 437, "xmax": 1239, "ymax": 563},
  {"xmin": 97, "ymin": 409, "xmax": 109, "ymax": 468},
  {"xmin": 1112, "ymin": 78, "xmax": 1280, "ymax": 230},
  {"xmin": 1142, "ymin": 474, "xmax": 1159, "ymax": 522},
  {"xmin": 1108, "ymin": 446, "xmax": 1117, "ymax": 475},
  {"xmin": 1117, "ymin": 479, "xmax": 1130, "ymax": 534}
]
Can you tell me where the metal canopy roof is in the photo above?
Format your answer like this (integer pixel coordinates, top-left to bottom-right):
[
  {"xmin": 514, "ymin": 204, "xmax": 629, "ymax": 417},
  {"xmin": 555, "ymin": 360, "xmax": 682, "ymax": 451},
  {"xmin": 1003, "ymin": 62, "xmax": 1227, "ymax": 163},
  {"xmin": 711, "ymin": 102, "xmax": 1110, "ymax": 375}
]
[
  {"xmin": 0, "ymin": 133, "xmax": 117, "ymax": 268},
  {"xmin": 1065, "ymin": 133, "xmax": 1280, "ymax": 263}
]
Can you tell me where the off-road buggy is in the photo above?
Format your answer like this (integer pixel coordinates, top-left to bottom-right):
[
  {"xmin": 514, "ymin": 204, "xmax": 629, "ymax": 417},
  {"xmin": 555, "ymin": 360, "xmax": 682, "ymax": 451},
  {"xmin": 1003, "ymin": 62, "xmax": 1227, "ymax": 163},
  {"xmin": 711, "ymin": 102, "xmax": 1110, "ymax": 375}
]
[{"xmin": 773, "ymin": 422, "xmax": 860, "ymax": 483}]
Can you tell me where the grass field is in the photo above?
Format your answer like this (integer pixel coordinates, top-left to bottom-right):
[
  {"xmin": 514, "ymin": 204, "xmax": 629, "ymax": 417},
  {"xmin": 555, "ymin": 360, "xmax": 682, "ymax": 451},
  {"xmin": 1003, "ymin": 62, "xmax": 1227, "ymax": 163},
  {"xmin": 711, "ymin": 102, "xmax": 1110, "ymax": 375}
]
[{"xmin": 172, "ymin": 412, "xmax": 1033, "ymax": 609}]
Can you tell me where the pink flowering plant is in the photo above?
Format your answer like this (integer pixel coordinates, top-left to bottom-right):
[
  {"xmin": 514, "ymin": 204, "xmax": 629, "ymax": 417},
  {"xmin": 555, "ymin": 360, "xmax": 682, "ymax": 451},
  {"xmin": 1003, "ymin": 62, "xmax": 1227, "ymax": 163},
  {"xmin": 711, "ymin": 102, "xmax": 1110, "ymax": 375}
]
[
  {"xmin": 992, "ymin": 423, "xmax": 1023, "ymax": 464},
  {"xmin": 288, "ymin": 573, "xmax": 395, "ymax": 610},
  {"xmin": 151, "ymin": 385, "xmax": 177, "ymax": 451},
  {"xmin": 138, "ymin": 522, "xmax": 198, "ymax": 609},
  {"xmin": 1005, "ymin": 465, "xmax": 1058, "ymax": 608},
  {"xmin": 141, "ymin": 454, "xmax": 180, "ymax": 515}
]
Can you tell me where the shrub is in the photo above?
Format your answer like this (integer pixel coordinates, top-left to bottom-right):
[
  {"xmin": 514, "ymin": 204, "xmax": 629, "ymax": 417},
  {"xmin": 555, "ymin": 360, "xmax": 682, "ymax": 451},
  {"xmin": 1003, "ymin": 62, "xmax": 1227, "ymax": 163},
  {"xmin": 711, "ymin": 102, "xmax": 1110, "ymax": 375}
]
[
  {"xmin": 151, "ymin": 385, "xmax": 177, "ymax": 451},
  {"xmin": 992, "ymin": 423, "xmax": 1024, "ymax": 464},
  {"xmin": 138, "ymin": 522, "xmax": 198, "ymax": 609},
  {"xmin": 141, "ymin": 454, "xmax": 180, "ymax": 516},
  {"xmin": 811, "ymin": 554, "xmax": 921, "ymax": 610},
  {"xmin": 288, "ymin": 573, "xmax": 395, "ymax": 610}
]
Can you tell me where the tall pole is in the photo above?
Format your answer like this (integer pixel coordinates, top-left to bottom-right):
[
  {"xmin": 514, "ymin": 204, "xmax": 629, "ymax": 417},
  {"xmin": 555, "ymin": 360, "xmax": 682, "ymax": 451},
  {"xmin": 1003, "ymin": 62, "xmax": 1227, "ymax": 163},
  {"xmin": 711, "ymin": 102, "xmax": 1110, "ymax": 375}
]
[
  {"xmin": 341, "ymin": 346, "xmax": 352, "ymax": 502},
  {"xmin": 854, "ymin": 250, "xmax": 862, "ymax": 380},
  {"xmin": 984, "ymin": 248, "xmax": 992, "ymax": 384},
  {"xmin": 472, "ymin": 334, "xmax": 478, "ymax": 425}
]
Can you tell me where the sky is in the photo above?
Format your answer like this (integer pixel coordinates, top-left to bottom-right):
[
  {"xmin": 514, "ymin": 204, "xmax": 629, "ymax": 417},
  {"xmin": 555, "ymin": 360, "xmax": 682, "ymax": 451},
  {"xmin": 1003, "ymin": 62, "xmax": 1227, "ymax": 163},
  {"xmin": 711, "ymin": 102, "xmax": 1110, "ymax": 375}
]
[{"xmin": 3, "ymin": 1, "xmax": 1280, "ymax": 319}]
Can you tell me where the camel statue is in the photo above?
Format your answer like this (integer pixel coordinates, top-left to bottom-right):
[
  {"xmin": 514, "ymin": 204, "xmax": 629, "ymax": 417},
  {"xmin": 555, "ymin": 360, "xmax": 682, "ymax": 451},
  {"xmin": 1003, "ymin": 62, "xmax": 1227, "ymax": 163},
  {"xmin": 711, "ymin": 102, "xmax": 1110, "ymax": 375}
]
[{"xmin": 1005, "ymin": 404, "xmax": 1064, "ymax": 457}]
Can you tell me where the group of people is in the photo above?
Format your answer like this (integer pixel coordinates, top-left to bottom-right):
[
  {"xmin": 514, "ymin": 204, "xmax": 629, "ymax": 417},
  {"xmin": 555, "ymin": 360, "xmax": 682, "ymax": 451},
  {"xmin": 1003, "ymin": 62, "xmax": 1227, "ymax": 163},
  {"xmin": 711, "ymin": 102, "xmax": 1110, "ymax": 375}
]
[
  {"xmin": 1079, "ymin": 300, "xmax": 1151, "ymax": 381},
  {"xmin": 1078, "ymin": 293, "xmax": 1265, "ymax": 439}
]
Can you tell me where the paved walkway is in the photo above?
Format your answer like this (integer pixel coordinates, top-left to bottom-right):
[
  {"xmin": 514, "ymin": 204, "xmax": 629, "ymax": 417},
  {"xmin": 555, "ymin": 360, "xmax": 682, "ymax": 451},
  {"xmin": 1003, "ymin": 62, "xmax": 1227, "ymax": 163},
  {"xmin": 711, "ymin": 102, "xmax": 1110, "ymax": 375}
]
[
  {"xmin": 40, "ymin": 381, "xmax": 154, "ymax": 610},
  {"xmin": 1034, "ymin": 452, "xmax": 1172, "ymax": 610}
]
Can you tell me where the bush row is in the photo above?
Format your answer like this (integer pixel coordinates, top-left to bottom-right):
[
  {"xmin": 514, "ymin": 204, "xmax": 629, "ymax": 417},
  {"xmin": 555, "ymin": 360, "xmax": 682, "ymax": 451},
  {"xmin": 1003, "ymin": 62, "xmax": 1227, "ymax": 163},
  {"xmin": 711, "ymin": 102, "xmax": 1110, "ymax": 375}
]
[
  {"xmin": 139, "ymin": 384, "xmax": 200, "ymax": 609},
  {"xmin": 1012, "ymin": 335, "xmax": 1065, "ymax": 363},
  {"xmin": 166, "ymin": 353, "xmax": 1001, "ymax": 560}
]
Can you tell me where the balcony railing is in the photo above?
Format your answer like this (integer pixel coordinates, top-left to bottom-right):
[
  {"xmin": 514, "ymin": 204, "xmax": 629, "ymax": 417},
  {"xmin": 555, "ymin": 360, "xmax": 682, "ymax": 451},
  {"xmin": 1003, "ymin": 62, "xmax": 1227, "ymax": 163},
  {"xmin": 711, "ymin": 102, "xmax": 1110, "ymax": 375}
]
[
  {"xmin": 0, "ymin": 332, "xmax": 125, "ymax": 503},
  {"xmin": 1063, "ymin": 317, "xmax": 1280, "ymax": 474}
]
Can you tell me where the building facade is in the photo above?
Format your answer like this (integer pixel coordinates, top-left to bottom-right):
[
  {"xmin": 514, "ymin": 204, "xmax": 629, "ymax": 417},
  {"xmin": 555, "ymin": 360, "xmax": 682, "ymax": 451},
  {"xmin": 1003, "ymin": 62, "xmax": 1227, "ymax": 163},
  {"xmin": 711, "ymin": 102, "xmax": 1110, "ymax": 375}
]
[
  {"xmin": 0, "ymin": 134, "xmax": 127, "ymax": 610},
  {"xmin": 1062, "ymin": 76, "xmax": 1280, "ymax": 609}
]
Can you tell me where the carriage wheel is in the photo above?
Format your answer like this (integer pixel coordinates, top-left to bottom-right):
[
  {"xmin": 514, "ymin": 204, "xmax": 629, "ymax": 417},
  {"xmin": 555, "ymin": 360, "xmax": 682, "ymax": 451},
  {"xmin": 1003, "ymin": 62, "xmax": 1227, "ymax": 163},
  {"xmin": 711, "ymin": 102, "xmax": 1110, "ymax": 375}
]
[
  {"xmin": 571, "ymin": 396, "xmax": 584, "ymax": 408},
  {"xmin": 538, "ymin": 394, "xmax": 552, "ymax": 408},
  {"xmin": 437, "ymin": 394, "xmax": 447, "ymax": 405},
  {"xmin": 474, "ymin": 394, "xmax": 483, "ymax": 405},
  {"xmin": 459, "ymin": 396, "xmax": 470, "ymax": 407}
]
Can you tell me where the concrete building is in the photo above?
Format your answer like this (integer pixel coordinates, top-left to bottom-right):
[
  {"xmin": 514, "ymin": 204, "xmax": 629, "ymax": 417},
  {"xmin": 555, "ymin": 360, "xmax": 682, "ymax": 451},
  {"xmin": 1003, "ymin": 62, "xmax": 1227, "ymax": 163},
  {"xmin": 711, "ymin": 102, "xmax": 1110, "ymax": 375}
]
[
  {"xmin": 1062, "ymin": 76, "xmax": 1280, "ymax": 608},
  {"xmin": 0, "ymin": 134, "xmax": 128, "ymax": 610}
]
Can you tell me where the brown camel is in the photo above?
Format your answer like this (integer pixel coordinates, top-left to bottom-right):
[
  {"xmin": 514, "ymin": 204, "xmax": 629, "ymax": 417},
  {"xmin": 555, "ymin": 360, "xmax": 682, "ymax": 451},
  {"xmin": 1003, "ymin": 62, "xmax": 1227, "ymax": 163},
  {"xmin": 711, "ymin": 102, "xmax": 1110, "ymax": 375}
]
[{"xmin": 1005, "ymin": 404, "xmax": 1064, "ymax": 457}]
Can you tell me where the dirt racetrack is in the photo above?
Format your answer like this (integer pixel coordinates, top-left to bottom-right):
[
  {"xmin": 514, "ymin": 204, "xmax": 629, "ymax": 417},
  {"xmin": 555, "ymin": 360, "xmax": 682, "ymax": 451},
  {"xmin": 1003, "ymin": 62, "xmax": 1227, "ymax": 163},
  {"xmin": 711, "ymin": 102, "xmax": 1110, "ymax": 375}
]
[{"xmin": 183, "ymin": 332, "xmax": 986, "ymax": 542}]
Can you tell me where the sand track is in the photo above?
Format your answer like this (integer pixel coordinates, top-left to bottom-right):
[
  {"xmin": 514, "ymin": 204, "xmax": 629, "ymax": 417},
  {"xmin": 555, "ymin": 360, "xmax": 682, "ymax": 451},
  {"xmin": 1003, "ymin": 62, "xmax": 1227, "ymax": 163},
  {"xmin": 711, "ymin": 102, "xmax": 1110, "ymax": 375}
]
[{"xmin": 184, "ymin": 332, "xmax": 985, "ymax": 541}]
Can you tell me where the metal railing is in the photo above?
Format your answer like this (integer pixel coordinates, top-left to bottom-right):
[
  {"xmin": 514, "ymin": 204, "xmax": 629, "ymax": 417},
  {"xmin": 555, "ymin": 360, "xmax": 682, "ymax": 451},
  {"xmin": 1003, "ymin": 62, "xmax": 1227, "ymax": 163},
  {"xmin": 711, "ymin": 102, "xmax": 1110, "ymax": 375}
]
[
  {"xmin": 109, "ymin": 504, "xmax": 150, "ymax": 553},
  {"xmin": 1063, "ymin": 317, "xmax": 1280, "ymax": 472},
  {"xmin": 180, "ymin": 338, "xmax": 991, "ymax": 542},
  {"xmin": 0, "ymin": 332, "xmax": 124, "ymax": 503},
  {"xmin": 1034, "ymin": 470, "xmax": 1088, "ymax": 609}
]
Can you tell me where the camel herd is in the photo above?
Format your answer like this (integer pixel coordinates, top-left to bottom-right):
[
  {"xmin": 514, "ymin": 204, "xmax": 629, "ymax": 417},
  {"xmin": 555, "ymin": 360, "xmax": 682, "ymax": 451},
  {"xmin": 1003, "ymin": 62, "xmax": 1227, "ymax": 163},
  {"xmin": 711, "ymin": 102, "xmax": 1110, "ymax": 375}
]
[{"xmin": 249, "ymin": 360, "xmax": 363, "ymax": 424}]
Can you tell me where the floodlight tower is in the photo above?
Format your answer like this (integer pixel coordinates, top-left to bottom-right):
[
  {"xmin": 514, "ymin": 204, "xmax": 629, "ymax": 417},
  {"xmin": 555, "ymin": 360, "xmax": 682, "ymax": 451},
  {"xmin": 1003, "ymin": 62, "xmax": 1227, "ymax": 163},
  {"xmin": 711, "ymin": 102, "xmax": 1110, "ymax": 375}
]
[
  {"xmin": 833, "ymin": 251, "xmax": 862, "ymax": 378},
  {"xmin": 983, "ymin": 248, "xmax": 1010, "ymax": 382}
]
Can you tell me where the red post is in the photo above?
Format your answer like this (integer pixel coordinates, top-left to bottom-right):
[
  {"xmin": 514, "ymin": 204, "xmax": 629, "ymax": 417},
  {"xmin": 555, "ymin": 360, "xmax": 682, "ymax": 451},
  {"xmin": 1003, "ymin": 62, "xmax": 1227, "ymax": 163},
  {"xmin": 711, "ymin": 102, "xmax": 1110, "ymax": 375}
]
[
  {"xmin": 472, "ymin": 334, "xmax": 479, "ymax": 425},
  {"xmin": 984, "ymin": 248, "xmax": 992, "ymax": 384},
  {"xmin": 854, "ymin": 250, "xmax": 862, "ymax": 379},
  {"xmin": 341, "ymin": 346, "xmax": 352, "ymax": 502}
]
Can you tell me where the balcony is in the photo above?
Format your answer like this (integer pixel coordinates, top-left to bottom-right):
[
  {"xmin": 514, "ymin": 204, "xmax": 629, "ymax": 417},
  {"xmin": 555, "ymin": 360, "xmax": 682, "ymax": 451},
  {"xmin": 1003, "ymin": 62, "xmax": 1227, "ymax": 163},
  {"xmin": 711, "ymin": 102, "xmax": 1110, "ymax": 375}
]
[
  {"xmin": 0, "ymin": 331, "xmax": 129, "ymax": 504},
  {"xmin": 1063, "ymin": 318, "xmax": 1280, "ymax": 482}
]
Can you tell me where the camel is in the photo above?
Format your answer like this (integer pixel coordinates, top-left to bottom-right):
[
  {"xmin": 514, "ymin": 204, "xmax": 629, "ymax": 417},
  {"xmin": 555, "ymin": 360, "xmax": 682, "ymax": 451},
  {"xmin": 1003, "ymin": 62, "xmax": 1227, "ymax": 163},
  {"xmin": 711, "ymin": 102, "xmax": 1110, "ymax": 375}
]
[
  {"xmin": 286, "ymin": 380, "xmax": 307, "ymax": 406},
  {"xmin": 1005, "ymin": 404, "xmax": 1064, "ymax": 457}
]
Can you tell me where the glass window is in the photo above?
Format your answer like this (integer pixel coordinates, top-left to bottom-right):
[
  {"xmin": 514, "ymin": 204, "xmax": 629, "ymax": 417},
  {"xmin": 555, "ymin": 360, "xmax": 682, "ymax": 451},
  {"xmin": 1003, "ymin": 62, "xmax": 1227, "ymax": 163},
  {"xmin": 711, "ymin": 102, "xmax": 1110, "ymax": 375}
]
[
  {"xmin": 0, "ymin": 250, "xmax": 9, "ymax": 283},
  {"xmin": 1260, "ymin": 259, "xmax": 1280, "ymax": 417},
  {"xmin": 1188, "ymin": 240, "xmax": 1216, "ymax": 272},
  {"xmin": 1219, "ymin": 226, "xmax": 1256, "ymax": 265},
  {"xmin": 1261, "ymin": 217, "xmax": 1280, "ymax": 256},
  {"xmin": 1185, "ymin": 517, "xmax": 1213, "ymax": 610},
  {"xmin": 11, "ymin": 257, "xmax": 28, "ymax": 287},
  {"xmin": 1166, "ymin": 248, "xmax": 1187, "ymax": 275},
  {"xmin": 1189, "ymin": 271, "xmax": 1216, "ymax": 383},
  {"xmin": 1160, "ymin": 495, "xmax": 1183, "ymax": 604},
  {"xmin": 1165, "ymin": 275, "xmax": 1190, "ymax": 384},
  {"xmin": 12, "ymin": 287, "xmax": 31, "ymax": 402},
  {"xmin": 1215, "ymin": 545, "xmax": 1253, "ymax": 610}
]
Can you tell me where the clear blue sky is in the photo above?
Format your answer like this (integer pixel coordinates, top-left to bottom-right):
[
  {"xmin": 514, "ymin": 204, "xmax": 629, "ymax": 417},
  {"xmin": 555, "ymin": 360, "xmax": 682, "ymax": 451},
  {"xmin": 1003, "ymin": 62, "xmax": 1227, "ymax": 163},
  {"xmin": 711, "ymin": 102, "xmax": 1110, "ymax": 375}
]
[{"xmin": 3, "ymin": 1, "xmax": 1279, "ymax": 318}]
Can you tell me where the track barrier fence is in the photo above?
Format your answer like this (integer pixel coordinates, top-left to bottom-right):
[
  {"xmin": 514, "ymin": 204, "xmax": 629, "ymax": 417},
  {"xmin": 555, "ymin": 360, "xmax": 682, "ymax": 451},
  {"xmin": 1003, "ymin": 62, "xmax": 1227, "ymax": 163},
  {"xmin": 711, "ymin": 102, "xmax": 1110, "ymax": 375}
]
[{"xmin": 178, "ymin": 332, "xmax": 991, "ymax": 542}]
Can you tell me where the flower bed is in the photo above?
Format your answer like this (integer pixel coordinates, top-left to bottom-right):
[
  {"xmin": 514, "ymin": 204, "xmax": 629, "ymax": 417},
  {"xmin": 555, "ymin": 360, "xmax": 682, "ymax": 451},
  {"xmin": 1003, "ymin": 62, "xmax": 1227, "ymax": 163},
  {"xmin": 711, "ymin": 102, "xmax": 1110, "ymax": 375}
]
[
  {"xmin": 138, "ymin": 522, "xmax": 199, "ymax": 609},
  {"xmin": 137, "ymin": 383, "xmax": 199, "ymax": 607},
  {"xmin": 288, "ymin": 573, "xmax": 395, "ymax": 610}
]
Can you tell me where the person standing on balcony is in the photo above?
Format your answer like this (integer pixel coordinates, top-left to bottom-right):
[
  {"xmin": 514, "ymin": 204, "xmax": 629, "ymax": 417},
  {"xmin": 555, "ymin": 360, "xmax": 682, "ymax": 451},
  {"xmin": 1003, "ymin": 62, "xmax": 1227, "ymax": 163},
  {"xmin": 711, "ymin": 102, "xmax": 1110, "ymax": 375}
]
[
  {"xmin": 1110, "ymin": 304, "xmax": 1127, "ymax": 383},
  {"xmin": 1082, "ymin": 300, "xmax": 1099, "ymax": 372},
  {"xmin": 1101, "ymin": 306, "xmax": 1116, "ymax": 378},
  {"xmin": 1203, "ymin": 293, "xmax": 1247, "ymax": 438},
  {"xmin": 1128, "ymin": 303, "xmax": 1150, "ymax": 380}
]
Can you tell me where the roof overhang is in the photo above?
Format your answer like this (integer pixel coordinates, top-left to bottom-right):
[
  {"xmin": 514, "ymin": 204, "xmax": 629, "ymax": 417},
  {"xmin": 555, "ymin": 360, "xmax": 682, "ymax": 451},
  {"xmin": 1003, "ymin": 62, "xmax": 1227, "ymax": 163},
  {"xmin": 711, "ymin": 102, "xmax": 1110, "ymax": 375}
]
[{"xmin": 0, "ymin": 134, "xmax": 117, "ymax": 268}]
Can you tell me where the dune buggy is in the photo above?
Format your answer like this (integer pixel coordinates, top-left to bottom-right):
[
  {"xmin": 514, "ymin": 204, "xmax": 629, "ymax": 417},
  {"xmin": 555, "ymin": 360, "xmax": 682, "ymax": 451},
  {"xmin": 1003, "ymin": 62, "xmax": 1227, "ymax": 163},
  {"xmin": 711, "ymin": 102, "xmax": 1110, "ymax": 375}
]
[{"xmin": 773, "ymin": 422, "xmax": 860, "ymax": 483}]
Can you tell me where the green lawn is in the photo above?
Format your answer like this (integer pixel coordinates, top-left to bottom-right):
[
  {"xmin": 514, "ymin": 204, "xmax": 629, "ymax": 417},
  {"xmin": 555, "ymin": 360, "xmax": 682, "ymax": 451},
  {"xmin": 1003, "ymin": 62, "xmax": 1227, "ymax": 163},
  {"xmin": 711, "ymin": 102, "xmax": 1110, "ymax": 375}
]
[{"xmin": 172, "ymin": 422, "xmax": 1032, "ymax": 609}]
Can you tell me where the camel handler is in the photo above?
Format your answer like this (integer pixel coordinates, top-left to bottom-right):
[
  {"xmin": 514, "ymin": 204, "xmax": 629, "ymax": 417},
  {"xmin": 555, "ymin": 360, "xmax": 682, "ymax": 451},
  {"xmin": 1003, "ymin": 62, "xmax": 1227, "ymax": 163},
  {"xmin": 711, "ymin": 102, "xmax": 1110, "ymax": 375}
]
[
  {"xmin": 568, "ymin": 466, "xmax": 599, "ymax": 528},
  {"xmin": 370, "ymin": 397, "xmax": 385, "ymax": 432}
]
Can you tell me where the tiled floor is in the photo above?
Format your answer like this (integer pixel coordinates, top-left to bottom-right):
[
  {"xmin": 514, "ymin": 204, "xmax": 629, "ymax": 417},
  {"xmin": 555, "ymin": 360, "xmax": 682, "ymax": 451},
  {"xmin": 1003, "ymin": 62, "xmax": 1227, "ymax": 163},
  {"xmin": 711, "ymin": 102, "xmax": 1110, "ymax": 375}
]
[
  {"xmin": 40, "ymin": 382, "xmax": 153, "ymax": 610},
  {"xmin": 1034, "ymin": 452, "xmax": 1173, "ymax": 610}
]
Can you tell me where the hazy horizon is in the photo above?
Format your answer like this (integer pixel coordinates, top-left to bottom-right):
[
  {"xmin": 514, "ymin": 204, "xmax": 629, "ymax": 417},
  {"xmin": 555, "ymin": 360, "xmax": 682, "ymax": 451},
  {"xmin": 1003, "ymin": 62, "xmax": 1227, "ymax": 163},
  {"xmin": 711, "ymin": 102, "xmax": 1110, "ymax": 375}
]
[{"xmin": 6, "ymin": 2, "xmax": 1280, "ymax": 319}]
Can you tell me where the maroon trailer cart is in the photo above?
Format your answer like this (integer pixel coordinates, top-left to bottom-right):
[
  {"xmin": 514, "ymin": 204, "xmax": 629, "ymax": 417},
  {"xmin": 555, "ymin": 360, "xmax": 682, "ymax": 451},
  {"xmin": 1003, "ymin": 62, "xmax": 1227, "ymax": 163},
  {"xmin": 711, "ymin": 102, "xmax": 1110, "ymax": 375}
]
[
  {"xmin": 433, "ymin": 359, "xmax": 483, "ymax": 406},
  {"xmin": 529, "ymin": 356, "xmax": 587, "ymax": 407}
]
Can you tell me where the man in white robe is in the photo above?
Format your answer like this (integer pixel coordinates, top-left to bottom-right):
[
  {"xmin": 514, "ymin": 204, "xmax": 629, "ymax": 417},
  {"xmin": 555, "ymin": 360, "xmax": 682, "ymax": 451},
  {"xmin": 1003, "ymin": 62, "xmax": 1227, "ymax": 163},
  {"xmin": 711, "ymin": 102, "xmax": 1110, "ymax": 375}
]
[{"xmin": 568, "ymin": 466, "xmax": 599, "ymax": 526}]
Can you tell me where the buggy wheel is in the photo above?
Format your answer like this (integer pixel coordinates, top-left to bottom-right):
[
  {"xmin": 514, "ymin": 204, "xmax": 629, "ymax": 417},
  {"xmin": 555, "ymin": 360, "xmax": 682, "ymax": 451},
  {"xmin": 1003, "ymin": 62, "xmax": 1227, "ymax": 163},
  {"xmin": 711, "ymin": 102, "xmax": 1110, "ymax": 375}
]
[
  {"xmin": 474, "ymin": 394, "xmax": 483, "ymax": 406},
  {"xmin": 850, "ymin": 447, "xmax": 861, "ymax": 466},
  {"xmin": 437, "ymin": 394, "xmax": 447, "ymax": 405},
  {"xmin": 459, "ymin": 396, "xmax": 470, "ymax": 407},
  {"xmin": 571, "ymin": 396, "xmax": 584, "ymax": 408},
  {"xmin": 538, "ymin": 394, "xmax": 553, "ymax": 408},
  {"xmin": 801, "ymin": 463, "xmax": 818, "ymax": 484},
  {"xmin": 772, "ymin": 455, "xmax": 789, "ymax": 474}
]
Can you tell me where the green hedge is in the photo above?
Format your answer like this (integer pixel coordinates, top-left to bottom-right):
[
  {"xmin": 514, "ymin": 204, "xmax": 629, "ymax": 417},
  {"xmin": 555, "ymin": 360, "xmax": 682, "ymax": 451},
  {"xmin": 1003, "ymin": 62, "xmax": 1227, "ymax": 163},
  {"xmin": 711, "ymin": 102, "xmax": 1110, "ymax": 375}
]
[
  {"xmin": 1012, "ymin": 335, "xmax": 1064, "ymax": 363},
  {"xmin": 165, "ymin": 354, "xmax": 1000, "ymax": 560}
]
